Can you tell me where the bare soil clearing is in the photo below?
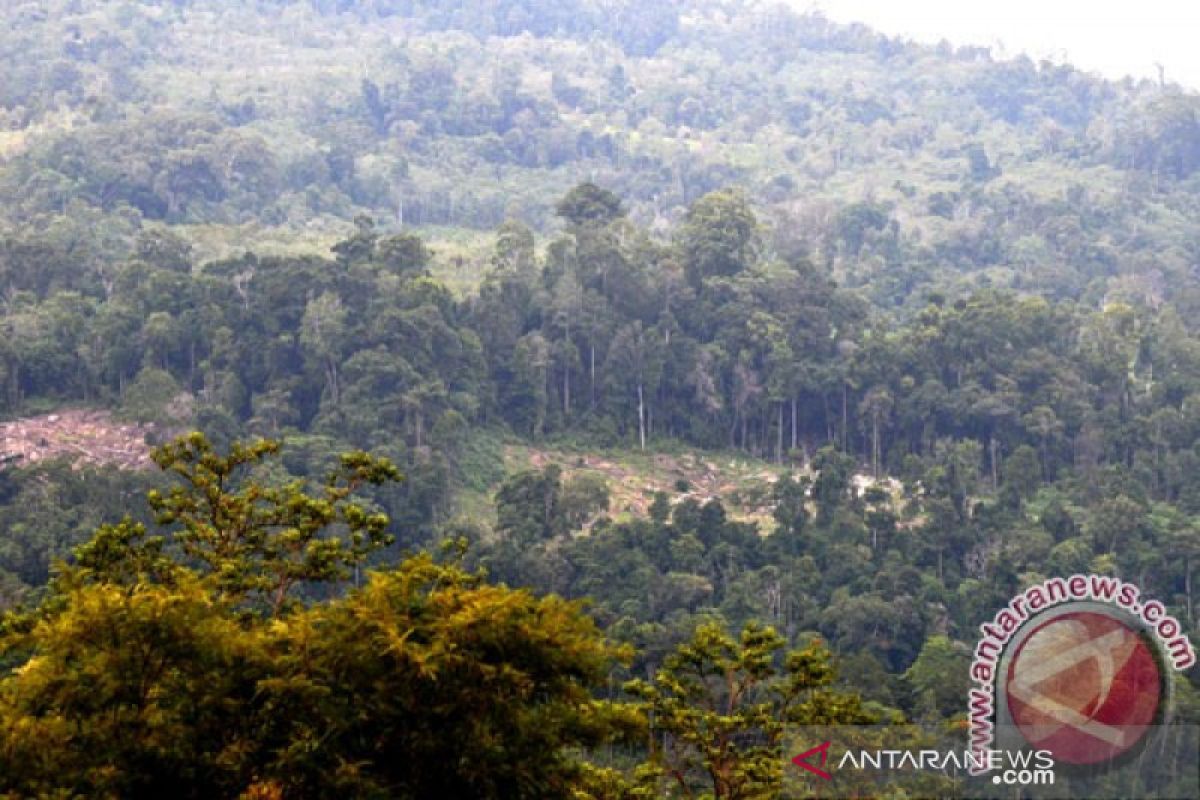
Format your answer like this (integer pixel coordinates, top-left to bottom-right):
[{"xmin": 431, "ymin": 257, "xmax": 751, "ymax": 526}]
[
  {"xmin": 514, "ymin": 445, "xmax": 906, "ymax": 533},
  {"xmin": 0, "ymin": 409, "xmax": 154, "ymax": 471},
  {"xmin": 523, "ymin": 446, "xmax": 774, "ymax": 530}
]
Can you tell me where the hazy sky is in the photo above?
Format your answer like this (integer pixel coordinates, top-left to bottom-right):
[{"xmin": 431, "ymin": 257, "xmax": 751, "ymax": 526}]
[{"xmin": 800, "ymin": 1, "xmax": 1200, "ymax": 90}]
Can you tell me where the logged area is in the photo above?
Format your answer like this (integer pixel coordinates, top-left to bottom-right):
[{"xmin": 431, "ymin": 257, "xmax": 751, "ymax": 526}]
[
  {"xmin": 517, "ymin": 444, "xmax": 901, "ymax": 527},
  {"xmin": 0, "ymin": 409, "xmax": 153, "ymax": 470}
]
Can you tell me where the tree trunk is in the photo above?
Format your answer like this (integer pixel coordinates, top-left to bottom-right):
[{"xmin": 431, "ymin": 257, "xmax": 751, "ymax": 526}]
[
  {"xmin": 823, "ymin": 394, "xmax": 834, "ymax": 443},
  {"xmin": 791, "ymin": 395, "xmax": 798, "ymax": 453},
  {"xmin": 637, "ymin": 381, "xmax": 646, "ymax": 451},
  {"xmin": 872, "ymin": 412, "xmax": 880, "ymax": 477},
  {"xmin": 841, "ymin": 383, "xmax": 848, "ymax": 450},
  {"xmin": 326, "ymin": 359, "xmax": 340, "ymax": 406},
  {"xmin": 1187, "ymin": 556, "xmax": 1193, "ymax": 625},
  {"xmin": 776, "ymin": 402, "xmax": 784, "ymax": 464},
  {"xmin": 990, "ymin": 436, "xmax": 999, "ymax": 490}
]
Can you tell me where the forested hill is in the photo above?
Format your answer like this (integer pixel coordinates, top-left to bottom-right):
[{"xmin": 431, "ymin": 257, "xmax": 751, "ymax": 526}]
[
  {"xmin": 0, "ymin": 0, "xmax": 1198, "ymax": 595},
  {"xmin": 3, "ymin": 0, "xmax": 1199, "ymax": 308},
  {"xmin": 2, "ymin": 3, "xmax": 1200, "ymax": 796}
]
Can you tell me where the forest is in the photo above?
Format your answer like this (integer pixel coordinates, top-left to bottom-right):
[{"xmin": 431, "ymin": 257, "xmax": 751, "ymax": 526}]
[{"xmin": 0, "ymin": 1, "xmax": 1199, "ymax": 798}]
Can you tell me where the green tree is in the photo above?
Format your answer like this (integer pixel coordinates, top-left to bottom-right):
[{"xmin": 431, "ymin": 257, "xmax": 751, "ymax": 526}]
[
  {"xmin": 678, "ymin": 190, "xmax": 759, "ymax": 286},
  {"xmin": 627, "ymin": 621, "xmax": 873, "ymax": 799},
  {"xmin": 495, "ymin": 464, "xmax": 565, "ymax": 543},
  {"xmin": 903, "ymin": 634, "xmax": 969, "ymax": 717},
  {"xmin": 811, "ymin": 445, "xmax": 855, "ymax": 526},
  {"xmin": 605, "ymin": 322, "xmax": 664, "ymax": 450},
  {"xmin": 556, "ymin": 182, "xmax": 624, "ymax": 228},
  {"xmin": 1002, "ymin": 443, "xmax": 1042, "ymax": 502},
  {"xmin": 142, "ymin": 432, "xmax": 399, "ymax": 613},
  {"xmin": 300, "ymin": 290, "xmax": 349, "ymax": 408},
  {"xmin": 0, "ymin": 434, "xmax": 631, "ymax": 799},
  {"xmin": 376, "ymin": 232, "xmax": 433, "ymax": 276}
]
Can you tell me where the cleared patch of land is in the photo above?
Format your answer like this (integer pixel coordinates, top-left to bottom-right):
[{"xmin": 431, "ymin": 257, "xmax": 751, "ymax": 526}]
[
  {"xmin": 500, "ymin": 445, "xmax": 791, "ymax": 533},
  {"xmin": 0, "ymin": 409, "xmax": 153, "ymax": 471},
  {"xmin": 492, "ymin": 443, "xmax": 907, "ymax": 535}
]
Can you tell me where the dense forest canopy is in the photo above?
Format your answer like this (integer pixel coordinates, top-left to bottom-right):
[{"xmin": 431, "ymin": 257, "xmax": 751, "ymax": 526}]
[
  {"xmin": 0, "ymin": 0, "xmax": 1198, "ymax": 797},
  {"xmin": 2, "ymin": 0, "xmax": 1199, "ymax": 306}
]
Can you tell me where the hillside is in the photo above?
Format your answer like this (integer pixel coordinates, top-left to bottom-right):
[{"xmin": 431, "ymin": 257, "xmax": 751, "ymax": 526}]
[
  {"xmin": 2, "ymin": 0, "xmax": 1198, "ymax": 308},
  {"xmin": 0, "ymin": 4, "xmax": 1199, "ymax": 797}
]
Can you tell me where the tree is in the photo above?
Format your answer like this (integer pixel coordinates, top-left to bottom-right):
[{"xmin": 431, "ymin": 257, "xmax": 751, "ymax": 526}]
[
  {"xmin": 492, "ymin": 219, "xmax": 538, "ymax": 274},
  {"xmin": 138, "ymin": 432, "xmax": 398, "ymax": 613},
  {"xmin": 627, "ymin": 621, "xmax": 873, "ymax": 800},
  {"xmin": 559, "ymin": 472, "xmax": 610, "ymax": 531},
  {"xmin": 0, "ymin": 575, "xmax": 273, "ymax": 799},
  {"xmin": 858, "ymin": 385, "xmax": 893, "ymax": 477},
  {"xmin": 903, "ymin": 634, "xmax": 969, "ymax": 717},
  {"xmin": 1087, "ymin": 494, "xmax": 1147, "ymax": 555},
  {"xmin": 361, "ymin": 77, "xmax": 389, "ymax": 134},
  {"xmin": 609, "ymin": 0, "xmax": 680, "ymax": 56},
  {"xmin": 376, "ymin": 233, "xmax": 432, "ymax": 276},
  {"xmin": 605, "ymin": 322, "xmax": 664, "ymax": 450},
  {"xmin": 495, "ymin": 464, "xmax": 565, "ymax": 543},
  {"xmin": 771, "ymin": 475, "xmax": 810, "ymax": 544},
  {"xmin": 121, "ymin": 366, "xmax": 184, "ymax": 425},
  {"xmin": 811, "ymin": 445, "xmax": 855, "ymax": 526},
  {"xmin": 512, "ymin": 331, "xmax": 552, "ymax": 437},
  {"xmin": 134, "ymin": 228, "xmax": 193, "ymax": 273},
  {"xmin": 300, "ymin": 290, "xmax": 349, "ymax": 408},
  {"xmin": 1002, "ymin": 444, "xmax": 1042, "ymax": 502},
  {"xmin": 1164, "ymin": 520, "xmax": 1200, "ymax": 625},
  {"xmin": 0, "ymin": 435, "xmax": 630, "ymax": 799},
  {"xmin": 550, "ymin": 266, "xmax": 584, "ymax": 418},
  {"xmin": 555, "ymin": 182, "xmax": 624, "ymax": 228},
  {"xmin": 965, "ymin": 143, "xmax": 995, "ymax": 181},
  {"xmin": 678, "ymin": 190, "xmax": 759, "ymax": 286},
  {"xmin": 262, "ymin": 554, "xmax": 630, "ymax": 799},
  {"xmin": 1022, "ymin": 405, "xmax": 1063, "ymax": 476},
  {"xmin": 331, "ymin": 215, "xmax": 378, "ymax": 266}
]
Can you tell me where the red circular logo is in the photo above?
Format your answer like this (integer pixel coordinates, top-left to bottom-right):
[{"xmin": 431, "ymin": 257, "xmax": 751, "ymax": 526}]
[{"xmin": 1005, "ymin": 611, "xmax": 1162, "ymax": 765}]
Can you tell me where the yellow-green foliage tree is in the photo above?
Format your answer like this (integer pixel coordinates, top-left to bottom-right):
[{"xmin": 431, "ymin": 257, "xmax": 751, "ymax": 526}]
[
  {"xmin": 626, "ymin": 621, "xmax": 875, "ymax": 800},
  {"xmin": 0, "ymin": 433, "xmax": 628, "ymax": 799}
]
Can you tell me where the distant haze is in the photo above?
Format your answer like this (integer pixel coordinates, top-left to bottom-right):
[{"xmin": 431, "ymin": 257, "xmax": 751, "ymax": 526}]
[{"xmin": 802, "ymin": 0, "xmax": 1200, "ymax": 90}]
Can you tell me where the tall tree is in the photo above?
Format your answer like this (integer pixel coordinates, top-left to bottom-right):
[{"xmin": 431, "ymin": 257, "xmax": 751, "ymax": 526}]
[
  {"xmin": 678, "ymin": 190, "xmax": 759, "ymax": 287},
  {"xmin": 627, "ymin": 621, "xmax": 873, "ymax": 800}
]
